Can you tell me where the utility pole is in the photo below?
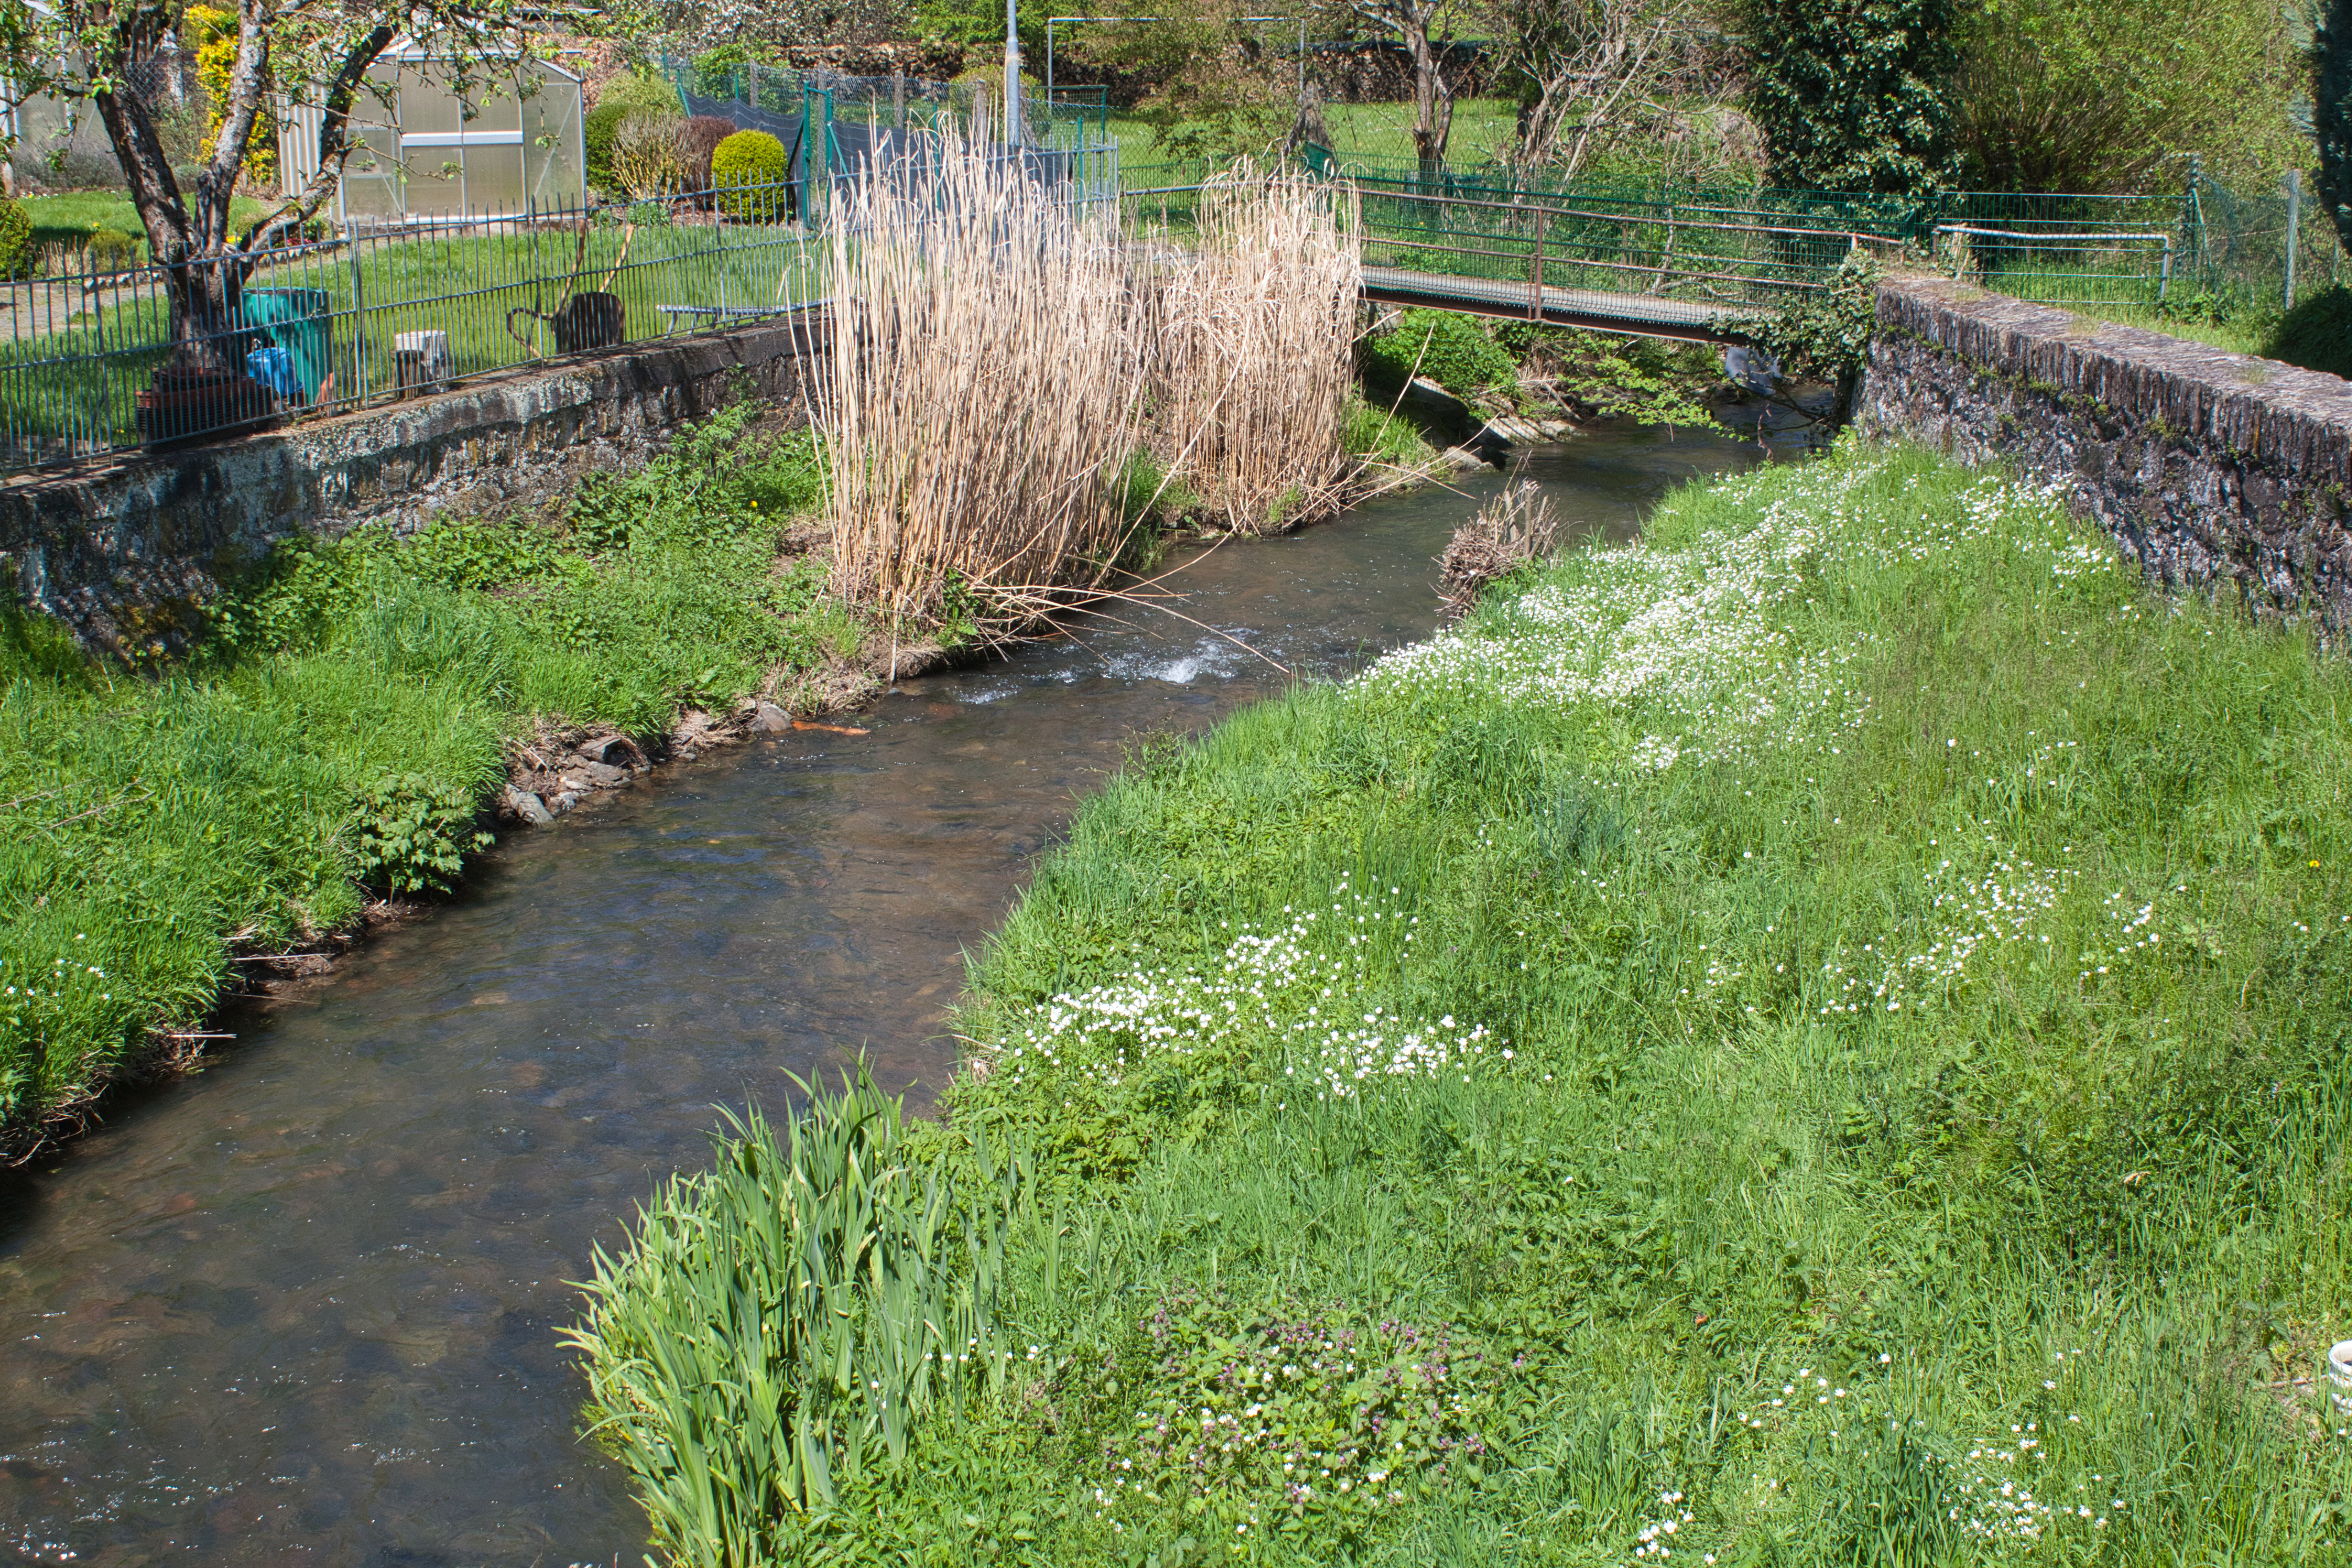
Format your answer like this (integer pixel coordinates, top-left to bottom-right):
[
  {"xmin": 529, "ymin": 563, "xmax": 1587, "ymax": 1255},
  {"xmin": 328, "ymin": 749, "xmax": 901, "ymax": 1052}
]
[{"xmin": 1006, "ymin": 0, "xmax": 1022, "ymax": 146}]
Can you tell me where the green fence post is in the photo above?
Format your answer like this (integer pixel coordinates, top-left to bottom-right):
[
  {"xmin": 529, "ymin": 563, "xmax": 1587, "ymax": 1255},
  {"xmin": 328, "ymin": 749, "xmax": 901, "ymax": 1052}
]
[{"xmin": 2285, "ymin": 168, "xmax": 2304, "ymax": 312}]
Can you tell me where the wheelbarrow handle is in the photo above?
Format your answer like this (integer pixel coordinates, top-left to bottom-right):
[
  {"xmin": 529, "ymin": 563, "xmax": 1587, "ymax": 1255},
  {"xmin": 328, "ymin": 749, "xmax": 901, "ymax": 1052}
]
[{"xmin": 506, "ymin": 305, "xmax": 545, "ymax": 355}]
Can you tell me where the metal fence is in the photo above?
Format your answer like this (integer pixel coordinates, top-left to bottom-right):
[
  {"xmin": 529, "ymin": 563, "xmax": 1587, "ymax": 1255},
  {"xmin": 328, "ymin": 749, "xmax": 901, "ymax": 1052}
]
[{"xmin": 0, "ymin": 128, "xmax": 1117, "ymax": 473}]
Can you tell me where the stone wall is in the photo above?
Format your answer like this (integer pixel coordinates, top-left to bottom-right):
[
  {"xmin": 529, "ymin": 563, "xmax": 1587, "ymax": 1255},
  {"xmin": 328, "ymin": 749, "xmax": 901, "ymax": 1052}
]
[
  {"xmin": 1, "ymin": 313, "xmax": 823, "ymax": 655},
  {"xmin": 1859, "ymin": 275, "xmax": 2352, "ymax": 633}
]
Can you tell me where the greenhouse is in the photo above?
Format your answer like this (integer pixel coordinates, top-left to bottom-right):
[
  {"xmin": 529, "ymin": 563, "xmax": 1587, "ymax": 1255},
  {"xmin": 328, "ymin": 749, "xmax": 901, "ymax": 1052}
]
[{"xmin": 278, "ymin": 48, "xmax": 587, "ymax": 220}]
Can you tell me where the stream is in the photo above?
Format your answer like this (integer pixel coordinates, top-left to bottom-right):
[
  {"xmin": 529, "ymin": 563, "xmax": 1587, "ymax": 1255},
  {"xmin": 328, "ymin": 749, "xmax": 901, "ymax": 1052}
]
[{"xmin": 1, "ymin": 424, "xmax": 1762, "ymax": 1566}]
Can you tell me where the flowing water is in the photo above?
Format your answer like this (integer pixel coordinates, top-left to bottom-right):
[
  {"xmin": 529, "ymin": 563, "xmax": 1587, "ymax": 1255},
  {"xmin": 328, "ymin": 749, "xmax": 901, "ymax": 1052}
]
[{"xmin": 0, "ymin": 426, "xmax": 1760, "ymax": 1566}]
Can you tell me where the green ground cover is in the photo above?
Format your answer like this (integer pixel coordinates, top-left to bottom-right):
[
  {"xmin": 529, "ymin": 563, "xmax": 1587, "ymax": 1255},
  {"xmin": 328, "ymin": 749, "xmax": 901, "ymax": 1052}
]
[
  {"xmin": 18, "ymin": 191, "xmax": 275, "ymax": 253},
  {"xmin": 0, "ymin": 406, "xmax": 854, "ymax": 1142},
  {"xmin": 575, "ymin": 440, "xmax": 2352, "ymax": 1566}
]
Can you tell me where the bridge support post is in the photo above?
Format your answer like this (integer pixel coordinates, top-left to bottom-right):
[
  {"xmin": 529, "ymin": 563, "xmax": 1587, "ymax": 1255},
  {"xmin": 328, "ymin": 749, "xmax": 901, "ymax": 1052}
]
[{"xmin": 1529, "ymin": 206, "xmax": 1545, "ymax": 322}]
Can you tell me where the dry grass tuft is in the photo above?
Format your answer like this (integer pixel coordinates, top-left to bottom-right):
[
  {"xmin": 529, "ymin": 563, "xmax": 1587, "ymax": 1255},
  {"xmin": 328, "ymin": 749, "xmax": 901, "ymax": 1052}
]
[
  {"xmin": 810, "ymin": 136, "xmax": 1151, "ymax": 624},
  {"xmin": 810, "ymin": 143, "xmax": 1366, "ymax": 630},
  {"xmin": 1146, "ymin": 162, "xmax": 1363, "ymax": 534},
  {"xmin": 1438, "ymin": 478, "xmax": 1562, "ymax": 618}
]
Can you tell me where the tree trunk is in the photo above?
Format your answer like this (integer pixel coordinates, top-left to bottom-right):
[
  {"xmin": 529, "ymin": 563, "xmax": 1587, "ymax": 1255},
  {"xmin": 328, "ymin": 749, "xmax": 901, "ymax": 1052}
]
[
  {"xmin": 94, "ymin": 115, "xmax": 249, "ymax": 381},
  {"xmin": 1405, "ymin": 19, "xmax": 1452, "ymax": 182}
]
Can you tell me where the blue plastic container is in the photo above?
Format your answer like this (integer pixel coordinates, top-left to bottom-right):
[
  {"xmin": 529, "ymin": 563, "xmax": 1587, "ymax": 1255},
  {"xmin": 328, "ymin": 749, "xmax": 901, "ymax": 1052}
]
[{"xmin": 241, "ymin": 288, "xmax": 334, "ymax": 402}]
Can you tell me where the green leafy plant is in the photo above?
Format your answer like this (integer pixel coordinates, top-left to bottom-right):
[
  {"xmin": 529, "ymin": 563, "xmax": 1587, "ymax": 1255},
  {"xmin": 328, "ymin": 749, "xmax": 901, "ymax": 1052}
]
[
  {"xmin": 1088, "ymin": 1292, "xmax": 1512, "ymax": 1548},
  {"xmin": 0, "ymin": 198, "xmax": 34, "ymax": 281},
  {"xmin": 1743, "ymin": 0, "xmax": 1962, "ymax": 198},
  {"xmin": 2264, "ymin": 284, "xmax": 2352, "ymax": 377},
  {"xmin": 565, "ymin": 1068, "xmax": 1031, "ymax": 1564},
  {"xmin": 584, "ymin": 101, "xmax": 633, "ymax": 195},
  {"xmin": 1730, "ymin": 248, "xmax": 1883, "ymax": 410},
  {"xmin": 711, "ymin": 129, "xmax": 791, "ymax": 222},
  {"xmin": 1361, "ymin": 308, "xmax": 1519, "ymax": 402},
  {"xmin": 1495, "ymin": 322, "xmax": 1716, "ymax": 428},
  {"xmin": 346, "ymin": 773, "xmax": 492, "ymax": 896},
  {"xmin": 2316, "ymin": 0, "xmax": 2352, "ymax": 254}
]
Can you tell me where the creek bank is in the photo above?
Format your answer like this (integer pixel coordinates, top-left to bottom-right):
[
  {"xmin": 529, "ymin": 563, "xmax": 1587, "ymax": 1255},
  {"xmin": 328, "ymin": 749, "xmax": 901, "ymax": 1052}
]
[
  {"xmin": 579, "ymin": 440, "xmax": 2352, "ymax": 1567},
  {"xmin": 0, "ymin": 386, "xmax": 1447, "ymax": 1162}
]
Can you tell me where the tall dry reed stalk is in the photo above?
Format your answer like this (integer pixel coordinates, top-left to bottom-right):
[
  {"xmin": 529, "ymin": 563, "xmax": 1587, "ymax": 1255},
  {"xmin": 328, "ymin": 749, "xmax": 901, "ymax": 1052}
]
[
  {"xmin": 1147, "ymin": 162, "xmax": 1362, "ymax": 534},
  {"xmin": 810, "ymin": 136, "xmax": 1150, "ymax": 624}
]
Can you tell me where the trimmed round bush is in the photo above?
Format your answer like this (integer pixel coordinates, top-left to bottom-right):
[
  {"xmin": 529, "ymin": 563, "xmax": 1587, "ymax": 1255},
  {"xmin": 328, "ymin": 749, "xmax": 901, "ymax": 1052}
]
[
  {"xmin": 0, "ymin": 198, "xmax": 35, "ymax": 281},
  {"xmin": 710, "ymin": 129, "xmax": 790, "ymax": 222}
]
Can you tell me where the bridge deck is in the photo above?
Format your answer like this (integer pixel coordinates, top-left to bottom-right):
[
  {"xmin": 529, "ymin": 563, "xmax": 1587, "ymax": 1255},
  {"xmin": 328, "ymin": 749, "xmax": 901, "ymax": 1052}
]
[{"xmin": 1359, "ymin": 264, "xmax": 1746, "ymax": 345}]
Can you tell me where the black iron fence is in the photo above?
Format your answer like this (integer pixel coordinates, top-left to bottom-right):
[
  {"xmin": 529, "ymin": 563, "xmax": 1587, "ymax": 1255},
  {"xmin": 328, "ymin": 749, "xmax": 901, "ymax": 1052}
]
[{"xmin": 0, "ymin": 124, "xmax": 1119, "ymax": 473}]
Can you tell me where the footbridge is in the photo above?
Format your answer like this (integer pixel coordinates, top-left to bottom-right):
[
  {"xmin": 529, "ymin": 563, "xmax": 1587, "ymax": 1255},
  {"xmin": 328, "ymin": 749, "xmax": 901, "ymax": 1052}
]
[
  {"xmin": 1338, "ymin": 166, "xmax": 1907, "ymax": 345},
  {"xmin": 1123, "ymin": 155, "xmax": 1914, "ymax": 344}
]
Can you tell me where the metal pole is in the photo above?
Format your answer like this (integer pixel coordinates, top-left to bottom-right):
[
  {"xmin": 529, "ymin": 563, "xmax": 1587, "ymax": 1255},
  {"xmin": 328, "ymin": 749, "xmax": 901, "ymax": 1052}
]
[
  {"xmin": 2284, "ymin": 168, "xmax": 2303, "ymax": 312},
  {"xmin": 1531, "ymin": 205, "xmax": 1544, "ymax": 320},
  {"xmin": 1006, "ymin": 0, "xmax": 1021, "ymax": 147}
]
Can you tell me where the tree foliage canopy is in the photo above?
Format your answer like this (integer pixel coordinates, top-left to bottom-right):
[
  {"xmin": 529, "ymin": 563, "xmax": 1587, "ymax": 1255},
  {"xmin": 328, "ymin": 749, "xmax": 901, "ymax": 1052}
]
[
  {"xmin": 1956, "ymin": 0, "xmax": 2300, "ymax": 193},
  {"xmin": 1742, "ymin": 0, "xmax": 1960, "ymax": 197}
]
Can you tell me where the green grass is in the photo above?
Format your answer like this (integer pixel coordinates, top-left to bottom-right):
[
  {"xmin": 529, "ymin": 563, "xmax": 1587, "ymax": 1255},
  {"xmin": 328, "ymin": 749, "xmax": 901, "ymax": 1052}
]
[
  {"xmin": 576, "ymin": 439, "xmax": 2352, "ymax": 1565},
  {"xmin": 18, "ymin": 191, "xmax": 276, "ymax": 252},
  {"xmin": 1108, "ymin": 100, "xmax": 1527, "ymax": 169},
  {"xmin": 0, "ymin": 405, "xmax": 864, "ymax": 1142}
]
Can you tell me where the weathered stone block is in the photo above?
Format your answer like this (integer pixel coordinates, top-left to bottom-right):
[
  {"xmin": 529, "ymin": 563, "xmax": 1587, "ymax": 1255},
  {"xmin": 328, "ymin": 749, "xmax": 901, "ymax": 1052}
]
[
  {"xmin": 1860, "ymin": 276, "xmax": 2352, "ymax": 633},
  {"xmin": 0, "ymin": 313, "xmax": 826, "ymax": 654}
]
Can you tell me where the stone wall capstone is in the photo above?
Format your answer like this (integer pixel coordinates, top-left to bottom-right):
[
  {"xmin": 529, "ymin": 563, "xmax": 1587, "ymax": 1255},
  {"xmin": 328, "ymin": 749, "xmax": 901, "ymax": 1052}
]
[
  {"xmin": 1859, "ymin": 274, "xmax": 2352, "ymax": 633},
  {"xmin": 0, "ymin": 313, "xmax": 823, "ymax": 655}
]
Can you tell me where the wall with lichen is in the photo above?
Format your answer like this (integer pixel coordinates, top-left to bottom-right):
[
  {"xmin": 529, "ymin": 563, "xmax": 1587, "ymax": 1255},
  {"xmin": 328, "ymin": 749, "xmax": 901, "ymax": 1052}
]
[
  {"xmin": 0, "ymin": 315, "xmax": 823, "ymax": 657},
  {"xmin": 1860, "ymin": 275, "xmax": 2352, "ymax": 633}
]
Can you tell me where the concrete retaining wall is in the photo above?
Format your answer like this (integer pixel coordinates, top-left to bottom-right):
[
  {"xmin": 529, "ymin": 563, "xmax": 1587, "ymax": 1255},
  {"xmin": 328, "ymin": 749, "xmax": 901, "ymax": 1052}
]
[
  {"xmin": 1860, "ymin": 275, "xmax": 2352, "ymax": 633},
  {"xmin": 1, "ymin": 314, "xmax": 823, "ymax": 655}
]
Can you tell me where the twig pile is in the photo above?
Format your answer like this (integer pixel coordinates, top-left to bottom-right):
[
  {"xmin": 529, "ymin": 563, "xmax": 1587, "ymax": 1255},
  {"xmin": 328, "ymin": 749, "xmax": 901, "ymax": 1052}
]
[{"xmin": 1438, "ymin": 479, "xmax": 1563, "ymax": 619}]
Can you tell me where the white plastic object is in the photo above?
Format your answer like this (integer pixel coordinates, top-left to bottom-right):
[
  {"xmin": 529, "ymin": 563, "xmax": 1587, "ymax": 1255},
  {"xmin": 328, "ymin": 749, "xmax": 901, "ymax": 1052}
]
[
  {"xmin": 393, "ymin": 329, "xmax": 450, "ymax": 393},
  {"xmin": 2328, "ymin": 1341, "xmax": 2352, "ymax": 1415}
]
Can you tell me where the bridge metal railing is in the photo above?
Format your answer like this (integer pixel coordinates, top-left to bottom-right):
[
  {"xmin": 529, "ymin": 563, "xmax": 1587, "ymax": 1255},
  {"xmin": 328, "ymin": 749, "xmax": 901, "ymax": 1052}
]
[{"xmin": 1301, "ymin": 148, "xmax": 2346, "ymax": 316}]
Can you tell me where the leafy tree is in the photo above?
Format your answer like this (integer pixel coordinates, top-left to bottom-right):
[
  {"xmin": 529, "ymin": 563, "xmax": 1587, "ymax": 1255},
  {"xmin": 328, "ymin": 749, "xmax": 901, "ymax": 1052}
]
[
  {"xmin": 1956, "ymin": 0, "xmax": 2300, "ymax": 192},
  {"xmin": 2317, "ymin": 0, "xmax": 2352, "ymax": 252},
  {"xmin": 0, "ymin": 0, "xmax": 634, "ymax": 391},
  {"xmin": 1060, "ymin": 8, "xmax": 1303, "ymax": 160},
  {"xmin": 1328, "ymin": 0, "xmax": 1463, "ymax": 177},
  {"xmin": 1494, "ymin": 0, "xmax": 1706, "ymax": 178},
  {"xmin": 1743, "ymin": 0, "xmax": 1961, "ymax": 196}
]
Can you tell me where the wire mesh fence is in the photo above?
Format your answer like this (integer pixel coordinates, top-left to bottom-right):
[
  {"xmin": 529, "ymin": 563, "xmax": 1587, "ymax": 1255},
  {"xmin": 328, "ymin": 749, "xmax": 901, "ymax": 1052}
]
[{"xmin": 1303, "ymin": 145, "xmax": 2346, "ymax": 315}]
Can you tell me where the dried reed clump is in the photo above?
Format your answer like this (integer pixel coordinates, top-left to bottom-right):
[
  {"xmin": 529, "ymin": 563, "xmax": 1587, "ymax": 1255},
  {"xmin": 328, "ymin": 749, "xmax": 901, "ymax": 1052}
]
[
  {"xmin": 1147, "ymin": 162, "xmax": 1363, "ymax": 533},
  {"xmin": 1439, "ymin": 480, "xmax": 1562, "ymax": 618},
  {"xmin": 811, "ymin": 136, "xmax": 1149, "ymax": 623}
]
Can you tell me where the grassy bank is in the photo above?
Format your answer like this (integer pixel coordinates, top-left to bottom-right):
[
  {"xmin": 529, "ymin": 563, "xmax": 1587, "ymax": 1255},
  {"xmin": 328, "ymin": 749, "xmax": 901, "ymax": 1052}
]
[
  {"xmin": 0, "ymin": 381, "xmax": 1435, "ymax": 1153},
  {"xmin": 575, "ymin": 440, "xmax": 2352, "ymax": 1566},
  {"xmin": 0, "ymin": 406, "xmax": 862, "ymax": 1146}
]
